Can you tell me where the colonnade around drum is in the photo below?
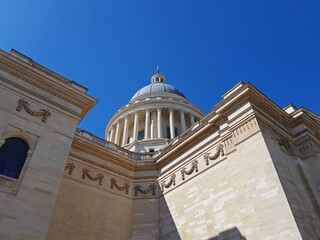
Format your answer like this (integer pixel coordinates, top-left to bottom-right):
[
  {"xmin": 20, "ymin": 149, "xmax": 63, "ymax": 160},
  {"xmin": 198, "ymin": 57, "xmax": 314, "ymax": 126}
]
[{"xmin": 106, "ymin": 108, "xmax": 198, "ymax": 147}]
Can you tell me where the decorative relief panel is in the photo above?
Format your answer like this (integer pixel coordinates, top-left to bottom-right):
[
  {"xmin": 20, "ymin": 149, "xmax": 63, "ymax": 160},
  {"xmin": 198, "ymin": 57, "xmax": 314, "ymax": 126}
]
[
  {"xmin": 16, "ymin": 99, "xmax": 50, "ymax": 122},
  {"xmin": 223, "ymin": 135, "xmax": 235, "ymax": 153},
  {"xmin": 82, "ymin": 168, "xmax": 104, "ymax": 185},
  {"xmin": 64, "ymin": 162, "xmax": 75, "ymax": 175},
  {"xmin": 134, "ymin": 184, "xmax": 157, "ymax": 196},
  {"xmin": 161, "ymin": 174, "xmax": 176, "ymax": 192},
  {"xmin": 298, "ymin": 140, "xmax": 319, "ymax": 159},
  {"xmin": 232, "ymin": 117, "xmax": 259, "ymax": 144},
  {"xmin": 110, "ymin": 178, "xmax": 130, "ymax": 195},
  {"xmin": 204, "ymin": 144, "xmax": 224, "ymax": 165},
  {"xmin": 181, "ymin": 160, "xmax": 198, "ymax": 180},
  {"xmin": 276, "ymin": 137, "xmax": 291, "ymax": 154}
]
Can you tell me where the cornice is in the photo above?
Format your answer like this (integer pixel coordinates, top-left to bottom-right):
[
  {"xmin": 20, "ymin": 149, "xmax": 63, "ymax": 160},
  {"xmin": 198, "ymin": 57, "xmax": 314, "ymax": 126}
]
[
  {"xmin": 0, "ymin": 51, "xmax": 97, "ymax": 119},
  {"xmin": 155, "ymin": 117, "xmax": 221, "ymax": 168}
]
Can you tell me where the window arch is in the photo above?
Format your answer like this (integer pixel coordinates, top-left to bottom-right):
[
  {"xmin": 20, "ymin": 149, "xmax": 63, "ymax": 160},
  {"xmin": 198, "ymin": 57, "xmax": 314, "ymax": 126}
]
[{"xmin": 0, "ymin": 137, "xmax": 29, "ymax": 179}]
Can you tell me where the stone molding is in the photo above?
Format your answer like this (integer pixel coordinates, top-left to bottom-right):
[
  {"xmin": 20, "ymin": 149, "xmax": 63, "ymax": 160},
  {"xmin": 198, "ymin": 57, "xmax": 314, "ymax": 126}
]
[
  {"xmin": 160, "ymin": 174, "xmax": 176, "ymax": 192},
  {"xmin": 82, "ymin": 168, "xmax": 104, "ymax": 185},
  {"xmin": 65, "ymin": 162, "xmax": 75, "ymax": 175},
  {"xmin": 134, "ymin": 184, "xmax": 157, "ymax": 196},
  {"xmin": 0, "ymin": 55, "xmax": 97, "ymax": 118},
  {"xmin": 110, "ymin": 178, "xmax": 130, "ymax": 195},
  {"xmin": 181, "ymin": 160, "xmax": 198, "ymax": 180},
  {"xmin": 204, "ymin": 144, "xmax": 224, "ymax": 165},
  {"xmin": 16, "ymin": 99, "xmax": 51, "ymax": 122},
  {"xmin": 63, "ymin": 160, "xmax": 158, "ymax": 198}
]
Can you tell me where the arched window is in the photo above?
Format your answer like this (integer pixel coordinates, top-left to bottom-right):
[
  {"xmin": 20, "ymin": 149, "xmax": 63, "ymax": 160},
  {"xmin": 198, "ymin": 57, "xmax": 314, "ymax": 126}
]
[{"xmin": 0, "ymin": 137, "xmax": 29, "ymax": 179}]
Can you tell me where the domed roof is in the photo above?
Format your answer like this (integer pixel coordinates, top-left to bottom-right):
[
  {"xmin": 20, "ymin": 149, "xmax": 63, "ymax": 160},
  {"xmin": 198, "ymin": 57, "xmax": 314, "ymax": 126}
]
[
  {"xmin": 131, "ymin": 68, "xmax": 186, "ymax": 100},
  {"xmin": 131, "ymin": 82, "xmax": 186, "ymax": 100}
]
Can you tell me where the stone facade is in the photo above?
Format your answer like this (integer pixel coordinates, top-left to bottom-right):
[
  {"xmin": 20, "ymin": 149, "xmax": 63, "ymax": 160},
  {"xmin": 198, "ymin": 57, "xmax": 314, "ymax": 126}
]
[{"xmin": 0, "ymin": 49, "xmax": 319, "ymax": 239}]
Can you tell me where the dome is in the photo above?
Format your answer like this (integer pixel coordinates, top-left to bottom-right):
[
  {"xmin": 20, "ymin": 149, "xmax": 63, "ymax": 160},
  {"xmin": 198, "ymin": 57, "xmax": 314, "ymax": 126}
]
[
  {"xmin": 105, "ymin": 68, "xmax": 205, "ymax": 153},
  {"xmin": 131, "ymin": 82, "xmax": 186, "ymax": 101}
]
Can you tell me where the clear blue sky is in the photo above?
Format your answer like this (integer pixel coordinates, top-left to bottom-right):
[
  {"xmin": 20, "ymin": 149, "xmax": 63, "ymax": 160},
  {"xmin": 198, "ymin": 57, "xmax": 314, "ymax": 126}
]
[{"xmin": 1, "ymin": 1, "xmax": 319, "ymax": 138}]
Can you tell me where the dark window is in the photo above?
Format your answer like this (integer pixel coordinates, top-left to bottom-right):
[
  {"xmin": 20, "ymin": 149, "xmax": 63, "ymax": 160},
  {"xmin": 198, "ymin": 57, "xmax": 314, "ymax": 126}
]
[
  {"xmin": 149, "ymin": 148, "xmax": 154, "ymax": 152},
  {"xmin": 167, "ymin": 127, "xmax": 171, "ymax": 138},
  {"xmin": 138, "ymin": 130, "xmax": 144, "ymax": 140},
  {"xmin": 127, "ymin": 137, "xmax": 130, "ymax": 144},
  {"xmin": 175, "ymin": 127, "xmax": 178, "ymax": 137},
  {"xmin": 167, "ymin": 127, "xmax": 179, "ymax": 139},
  {"xmin": 0, "ymin": 137, "xmax": 29, "ymax": 179}
]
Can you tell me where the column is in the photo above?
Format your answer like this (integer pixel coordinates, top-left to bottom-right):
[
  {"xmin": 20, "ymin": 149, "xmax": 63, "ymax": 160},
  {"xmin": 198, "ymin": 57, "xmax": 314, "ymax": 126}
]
[
  {"xmin": 133, "ymin": 111, "xmax": 139, "ymax": 141},
  {"xmin": 145, "ymin": 109, "xmax": 150, "ymax": 139},
  {"xmin": 190, "ymin": 114, "xmax": 195, "ymax": 125},
  {"xmin": 169, "ymin": 109, "xmax": 175, "ymax": 139},
  {"xmin": 114, "ymin": 121, "xmax": 120, "ymax": 145},
  {"xmin": 150, "ymin": 111, "xmax": 157, "ymax": 139},
  {"xmin": 180, "ymin": 110, "xmax": 186, "ymax": 133},
  {"xmin": 109, "ymin": 127, "xmax": 114, "ymax": 142},
  {"xmin": 157, "ymin": 108, "xmax": 163, "ymax": 138},
  {"xmin": 122, "ymin": 116, "xmax": 129, "ymax": 146}
]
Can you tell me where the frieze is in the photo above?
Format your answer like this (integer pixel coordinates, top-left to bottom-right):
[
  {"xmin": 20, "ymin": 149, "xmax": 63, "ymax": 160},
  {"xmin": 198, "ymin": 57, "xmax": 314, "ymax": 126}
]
[
  {"xmin": 16, "ymin": 99, "xmax": 51, "ymax": 122},
  {"xmin": 232, "ymin": 117, "xmax": 259, "ymax": 145},
  {"xmin": 223, "ymin": 135, "xmax": 235, "ymax": 153},
  {"xmin": 181, "ymin": 160, "xmax": 198, "ymax": 180},
  {"xmin": 110, "ymin": 178, "xmax": 130, "ymax": 194},
  {"xmin": 276, "ymin": 137, "xmax": 291, "ymax": 152},
  {"xmin": 64, "ymin": 162, "xmax": 75, "ymax": 175},
  {"xmin": 160, "ymin": 174, "xmax": 176, "ymax": 192},
  {"xmin": 134, "ymin": 184, "xmax": 157, "ymax": 196},
  {"xmin": 0, "ymin": 58, "xmax": 91, "ymax": 113},
  {"xmin": 82, "ymin": 168, "xmax": 104, "ymax": 185},
  {"xmin": 204, "ymin": 144, "xmax": 224, "ymax": 165}
]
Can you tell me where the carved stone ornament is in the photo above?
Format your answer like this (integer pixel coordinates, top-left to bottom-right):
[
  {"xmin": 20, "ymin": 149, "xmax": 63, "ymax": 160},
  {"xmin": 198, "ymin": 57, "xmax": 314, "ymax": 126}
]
[
  {"xmin": 204, "ymin": 144, "xmax": 225, "ymax": 165},
  {"xmin": 181, "ymin": 160, "xmax": 198, "ymax": 180},
  {"xmin": 134, "ymin": 184, "xmax": 157, "ymax": 196},
  {"xmin": 16, "ymin": 99, "xmax": 51, "ymax": 122},
  {"xmin": 64, "ymin": 162, "xmax": 75, "ymax": 175},
  {"xmin": 110, "ymin": 178, "xmax": 130, "ymax": 195},
  {"xmin": 161, "ymin": 174, "xmax": 176, "ymax": 192},
  {"xmin": 276, "ymin": 137, "xmax": 290, "ymax": 152},
  {"xmin": 82, "ymin": 168, "xmax": 104, "ymax": 185}
]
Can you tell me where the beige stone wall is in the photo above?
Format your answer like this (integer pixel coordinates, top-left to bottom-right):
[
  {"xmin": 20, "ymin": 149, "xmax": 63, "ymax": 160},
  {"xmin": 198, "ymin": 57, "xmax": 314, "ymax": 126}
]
[
  {"xmin": 260, "ymin": 121, "xmax": 320, "ymax": 239},
  {"xmin": 0, "ymin": 50, "xmax": 97, "ymax": 240},
  {"xmin": 47, "ymin": 137, "xmax": 160, "ymax": 240},
  {"xmin": 130, "ymin": 198, "xmax": 159, "ymax": 240},
  {"xmin": 46, "ymin": 173, "xmax": 133, "ymax": 240},
  {"xmin": 0, "ymin": 86, "xmax": 79, "ymax": 239},
  {"xmin": 158, "ymin": 119, "xmax": 303, "ymax": 240}
]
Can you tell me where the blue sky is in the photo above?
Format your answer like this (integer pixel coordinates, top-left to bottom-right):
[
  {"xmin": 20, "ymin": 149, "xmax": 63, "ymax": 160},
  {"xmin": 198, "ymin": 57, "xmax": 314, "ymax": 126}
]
[{"xmin": 1, "ymin": 1, "xmax": 319, "ymax": 138}]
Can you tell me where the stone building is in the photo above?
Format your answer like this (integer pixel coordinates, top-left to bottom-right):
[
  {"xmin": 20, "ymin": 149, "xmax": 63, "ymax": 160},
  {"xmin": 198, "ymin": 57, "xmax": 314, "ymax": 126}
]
[{"xmin": 0, "ymin": 49, "xmax": 319, "ymax": 240}]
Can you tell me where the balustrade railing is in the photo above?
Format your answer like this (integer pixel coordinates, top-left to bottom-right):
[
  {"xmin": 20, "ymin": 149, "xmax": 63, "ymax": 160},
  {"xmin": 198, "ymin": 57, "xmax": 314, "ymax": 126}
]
[{"xmin": 75, "ymin": 128, "xmax": 156, "ymax": 160}]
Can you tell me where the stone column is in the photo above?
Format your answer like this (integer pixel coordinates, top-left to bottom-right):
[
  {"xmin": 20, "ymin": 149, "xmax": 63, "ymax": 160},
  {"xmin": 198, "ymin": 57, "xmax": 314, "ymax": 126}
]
[
  {"xmin": 150, "ymin": 111, "xmax": 156, "ymax": 139},
  {"xmin": 180, "ymin": 110, "xmax": 186, "ymax": 133},
  {"xmin": 109, "ymin": 127, "xmax": 114, "ymax": 142},
  {"xmin": 122, "ymin": 116, "xmax": 129, "ymax": 146},
  {"xmin": 157, "ymin": 108, "xmax": 163, "ymax": 138},
  {"xmin": 115, "ymin": 121, "xmax": 120, "ymax": 145},
  {"xmin": 190, "ymin": 114, "xmax": 195, "ymax": 125},
  {"xmin": 133, "ymin": 111, "xmax": 139, "ymax": 141},
  {"xmin": 169, "ymin": 109, "xmax": 175, "ymax": 139},
  {"xmin": 145, "ymin": 109, "xmax": 150, "ymax": 139}
]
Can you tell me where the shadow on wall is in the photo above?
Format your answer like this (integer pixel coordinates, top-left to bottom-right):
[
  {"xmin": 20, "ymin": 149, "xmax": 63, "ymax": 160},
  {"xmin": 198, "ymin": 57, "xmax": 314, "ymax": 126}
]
[
  {"xmin": 159, "ymin": 190, "xmax": 181, "ymax": 239},
  {"xmin": 159, "ymin": 189, "xmax": 245, "ymax": 240},
  {"xmin": 207, "ymin": 227, "xmax": 246, "ymax": 240}
]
